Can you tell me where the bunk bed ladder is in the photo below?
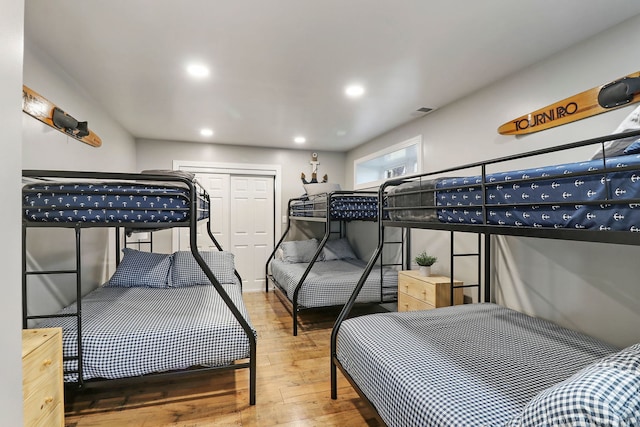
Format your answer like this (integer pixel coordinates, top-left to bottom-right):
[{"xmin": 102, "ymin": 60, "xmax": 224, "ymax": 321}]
[
  {"xmin": 378, "ymin": 226, "xmax": 404, "ymax": 305},
  {"xmin": 449, "ymin": 230, "xmax": 482, "ymax": 305},
  {"xmin": 22, "ymin": 224, "xmax": 84, "ymax": 386}
]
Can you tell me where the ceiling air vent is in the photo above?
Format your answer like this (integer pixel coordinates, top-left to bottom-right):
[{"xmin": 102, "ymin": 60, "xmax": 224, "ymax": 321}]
[{"xmin": 410, "ymin": 107, "xmax": 435, "ymax": 118}]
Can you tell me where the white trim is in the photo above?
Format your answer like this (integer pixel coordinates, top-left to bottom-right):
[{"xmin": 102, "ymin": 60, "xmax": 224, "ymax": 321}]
[
  {"xmin": 353, "ymin": 135, "xmax": 423, "ymax": 189},
  {"xmin": 171, "ymin": 160, "xmax": 282, "ymax": 251}
]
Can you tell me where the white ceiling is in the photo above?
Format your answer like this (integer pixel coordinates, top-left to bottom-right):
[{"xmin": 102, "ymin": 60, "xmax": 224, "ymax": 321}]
[{"xmin": 24, "ymin": 1, "xmax": 640, "ymax": 152}]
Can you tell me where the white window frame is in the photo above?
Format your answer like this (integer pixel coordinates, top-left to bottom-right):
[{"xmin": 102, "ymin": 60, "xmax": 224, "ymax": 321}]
[{"xmin": 353, "ymin": 135, "xmax": 422, "ymax": 189}]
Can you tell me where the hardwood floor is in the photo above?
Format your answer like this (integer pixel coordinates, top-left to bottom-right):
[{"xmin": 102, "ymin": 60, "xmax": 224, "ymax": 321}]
[{"xmin": 64, "ymin": 291, "xmax": 382, "ymax": 427}]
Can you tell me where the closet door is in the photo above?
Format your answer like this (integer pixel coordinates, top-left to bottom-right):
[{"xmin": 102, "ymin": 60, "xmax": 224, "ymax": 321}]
[
  {"xmin": 177, "ymin": 173, "xmax": 230, "ymax": 251},
  {"xmin": 230, "ymin": 175, "xmax": 274, "ymax": 292}
]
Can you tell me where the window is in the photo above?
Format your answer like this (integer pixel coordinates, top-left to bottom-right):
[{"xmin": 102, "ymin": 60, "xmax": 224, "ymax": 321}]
[{"xmin": 354, "ymin": 135, "xmax": 422, "ymax": 189}]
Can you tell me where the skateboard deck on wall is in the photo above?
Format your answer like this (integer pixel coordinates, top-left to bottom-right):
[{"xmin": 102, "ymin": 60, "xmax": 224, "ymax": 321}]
[
  {"xmin": 498, "ymin": 71, "xmax": 640, "ymax": 136},
  {"xmin": 22, "ymin": 85, "xmax": 102, "ymax": 147}
]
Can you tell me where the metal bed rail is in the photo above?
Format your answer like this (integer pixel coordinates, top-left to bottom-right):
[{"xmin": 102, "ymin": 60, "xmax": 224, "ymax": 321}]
[
  {"xmin": 21, "ymin": 170, "xmax": 256, "ymax": 405},
  {"xmin": 330, "ymin": 128, "xmax": 640, "ymax": 402}
]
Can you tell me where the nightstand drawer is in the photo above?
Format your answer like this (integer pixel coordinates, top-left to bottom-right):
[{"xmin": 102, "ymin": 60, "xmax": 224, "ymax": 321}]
[
  {"xmin": 399, "ymin": 274, "xmax": 440, "ymax": 305},
  {"xmin": 398, "ymin": 271, "xmax": 464, "ymax": 310},
  {"xmin": 398, "ymin": 291, "xmax": 434, "ymax": 312},
  {"xmin": 23, "ymin": 328, "xmax": 64, "ymax": 427}
]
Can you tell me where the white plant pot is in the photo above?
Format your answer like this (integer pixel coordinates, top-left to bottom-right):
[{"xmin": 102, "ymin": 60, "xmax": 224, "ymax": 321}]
[{"xmin": 419, "ymin": 266, "xmax": 431, "ymax": 276}]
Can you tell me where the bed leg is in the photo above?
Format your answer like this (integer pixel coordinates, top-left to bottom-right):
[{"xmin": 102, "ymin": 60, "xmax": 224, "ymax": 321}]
[{"xmin": 331, "ymin": 359, "xmax": 337, "ymax": 399}]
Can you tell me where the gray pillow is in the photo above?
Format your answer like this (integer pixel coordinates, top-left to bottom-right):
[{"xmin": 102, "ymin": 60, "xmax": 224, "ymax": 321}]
[
  {"xmin": 507, "ymin": 343, "xmax": 640, "ymax": 427},
  {"xmin": 170, "ymin": 250, "xmax": 236, "ymax": 286},
  {"xmin": 107, "ymin": 248, "xmax": 172, "ymax": 288},
  {"xmin": 280, "ymin": 239, "xmax": 319, "ymax": 263},
  {"xmin": 322, "ymin": 238, "xmax": 357, "ymax": 261}
]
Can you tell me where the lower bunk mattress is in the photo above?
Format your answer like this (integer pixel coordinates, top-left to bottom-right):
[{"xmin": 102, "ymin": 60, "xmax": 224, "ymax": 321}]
[
  {"xmin": 387, "ymin": 154, "xmax": 640, "ymax": 230},
  {"xmin": 335, "ymin": 303, "xmax": 620, "ymax": 427},
  {"xmin": 36, "ymin": 283, "xmax": 255, "ymax": 382},
  {"xmin": 270, "ymin": 258, "xmax": 397, "ymax": 308}
]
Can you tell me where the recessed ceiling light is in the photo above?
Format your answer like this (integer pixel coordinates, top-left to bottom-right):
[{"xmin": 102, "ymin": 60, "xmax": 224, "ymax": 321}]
[
  {"xmin": 294, "ymin": 136, "xmax": 306, "ymax": 144},
  {"xmin": 345, "ymin": 84, "xmax": 365, "ymax": 98},
  {"xmin": 200, "ymin": 128, "xmax": 214, "ymax": 137},
  {"xmin": 187, "ymin": 64, "xmax": 210, "ymax": 78}
]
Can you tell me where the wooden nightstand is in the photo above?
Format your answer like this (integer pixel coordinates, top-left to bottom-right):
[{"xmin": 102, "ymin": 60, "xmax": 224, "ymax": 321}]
[
  {"xmin": 398, "ymin": 270, "xmax": 463, "ymax": 312},
  {"xmin": 22, "ymin": 328, "xmax": 64, "ymax": 427}
]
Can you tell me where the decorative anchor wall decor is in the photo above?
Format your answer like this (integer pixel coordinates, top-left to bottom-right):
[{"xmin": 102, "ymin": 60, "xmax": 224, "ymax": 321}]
[{"xmin": 301, "ymin": 152, "xmax": 328, "ymax": 184}]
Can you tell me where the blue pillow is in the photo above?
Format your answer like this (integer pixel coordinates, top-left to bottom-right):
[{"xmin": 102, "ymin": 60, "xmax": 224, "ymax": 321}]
[
  {"xmin": 170, "ymin": 250, "xmax": 236, "ymax": 286},
  {"xmin": 322, "ymin": 238, "xmax": 358, "ymax": 261},
  {"xmin": 107, "ymin": 248, "xmax": 172, "ymax": 288},
  {"xmin": 508, "ymin": 343, "xmax": 640, "ymax": 427},
  {"xmin": 280, "ymin": 239, "xmax": 319, "ymax": 263},
  {"xmin": 623, "ymin": 139, "xmax": 640, "ymax": 155}
]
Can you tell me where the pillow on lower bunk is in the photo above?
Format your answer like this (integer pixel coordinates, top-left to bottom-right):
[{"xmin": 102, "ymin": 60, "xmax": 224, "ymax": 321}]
[
  {"xmin": 322, "ymin": 238, "xmax": 357, "ymax": 261},
  {"xmin": 170, "ymin": 250, "xmax": 236, "ymax": 286},
  {"xmin": 508, "ymin": 343, "xmax": 640, "ymax": 427},
  {"xmin": 107, "ymin": 248, "xmax": 172, "ymax": 288},
  {"xmin": 280, "ymin": 238, "xmax": 319, "ymax": 263}
]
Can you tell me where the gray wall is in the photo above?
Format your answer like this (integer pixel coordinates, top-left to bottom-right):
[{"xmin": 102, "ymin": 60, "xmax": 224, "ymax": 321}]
[
  {"xmin": 345, "ymin": 14, "xmax": 640, "ymax": 347},
  {"xmin": 22, "ymin": 38, "xmax": 137, "ymax": 312},
  {"xmin": 0, "ymin": 0, "xmax": 25, "ymax": 423}
]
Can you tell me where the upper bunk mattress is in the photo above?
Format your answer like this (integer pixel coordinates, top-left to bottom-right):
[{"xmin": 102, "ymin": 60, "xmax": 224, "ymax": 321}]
[
  {"xmin": 336, "ymin": 303, "xmax": 619, "ymax": 427},
  {"xmin": 36, "ymin": 283, "xmax": 255, "ymax": 381},
  {"xmin": 290, "ymin": 195, "xmax": 379, "ymax": 220},
  {"xmin": 387, "ymin": 154, "xmax": 640, "ymax": 230},
  {"xmin": 23, "ymin": 182, "xmax": 209, "ymax": 224}
]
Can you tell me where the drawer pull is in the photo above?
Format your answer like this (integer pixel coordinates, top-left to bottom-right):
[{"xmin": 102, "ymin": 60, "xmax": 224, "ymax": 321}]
[
  {"xmin": 42, "ymin": 359, "xmax": 52, "ymax": 367},
  {"xmin": 40, "ymin": 396, "xmax": 54, "ymax": 409}
]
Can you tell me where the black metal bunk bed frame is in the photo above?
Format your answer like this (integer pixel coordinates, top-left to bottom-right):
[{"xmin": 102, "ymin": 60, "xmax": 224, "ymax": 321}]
[
  {"xmin": 21, "ymin": 170, "xmax": 257, "ymax": 405},
  {"xmin": 330, "ymin": 129, "xmax": 640, "ymax": 411},
  {"xmin": 265, "ymin": 190, "xmax": 401, "ymax": 336}
]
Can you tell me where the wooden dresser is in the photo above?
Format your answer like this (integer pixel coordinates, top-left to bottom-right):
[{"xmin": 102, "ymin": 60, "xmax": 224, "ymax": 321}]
[
  {"xmin": 22, "ymin": 328, "xmax": 64, "ymax": 427},
  {"xmin": 398, "ymin": 271, "xmax": 464, "ymax": 312}
]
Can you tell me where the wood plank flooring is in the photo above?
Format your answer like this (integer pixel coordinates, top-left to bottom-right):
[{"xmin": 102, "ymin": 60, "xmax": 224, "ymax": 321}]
[{"xmin": 64, "ymin": 291, "xmax": 382, "ymax": 427}]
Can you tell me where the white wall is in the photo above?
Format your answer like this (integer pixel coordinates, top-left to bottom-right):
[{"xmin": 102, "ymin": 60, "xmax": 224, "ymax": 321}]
[
  {"xmin": 22, "ymin": 38, "xmax": 137, "ymax": 312},
  {"xmin": 136, "ymin": 138, "xmax": 346, "ymax": 252},
  {"xmin": 346, "ymin": 14, "xmax": 640, "ymax": 348},
  {"xmin": 0, "ymin": 0, "xmax": 25, "ymax": 424}
]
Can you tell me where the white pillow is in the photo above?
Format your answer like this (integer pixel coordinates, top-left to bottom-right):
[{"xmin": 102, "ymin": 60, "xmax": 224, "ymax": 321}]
[
  {"xmin": 280, "ymin": 239, "xmax": 319, "ymax": 263},
  {"xmin": 322, "ymin": 238, "xmax": 358, "ymax": 261},
  {"xmin": 303, "ymin": 182, "xmax": 341, "ymax": 196}
]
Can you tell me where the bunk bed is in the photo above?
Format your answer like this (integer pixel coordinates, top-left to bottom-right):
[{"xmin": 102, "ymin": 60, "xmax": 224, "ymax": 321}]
[
  {"xmin": 21, "ymin": 170, "xmax": 257, "ymax": 405},
  {"xmin": 330, "ymin": 130, "xmax": 640, "ymax": 426},
  {"xmin": 265, "ymin": 190, "xmax": 400, "ymax": 335}
]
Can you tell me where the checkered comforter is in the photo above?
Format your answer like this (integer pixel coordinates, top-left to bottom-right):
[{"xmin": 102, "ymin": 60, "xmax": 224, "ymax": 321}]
[
  {"xmin": 270, "ymin": 259, "xmax": 397, "ymax": 308},
  {"xmin": 37, "ymin": 284, "xmax": 255, "ymax": 381},
  {"xmin": 335, "ymin": 303, "xmax": 618, "ymax": 427}
]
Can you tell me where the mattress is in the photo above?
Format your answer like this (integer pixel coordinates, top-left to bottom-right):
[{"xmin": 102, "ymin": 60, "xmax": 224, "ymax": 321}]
[
  {"xmin": 335, "ymin": 303, "xmax": 618, "ymax": 427},
  {"xmin": 387, "ymin": 154, "xmax": 640, "ymax": 230},
  {"xmin": 290, "ymin": 194, "xmax": 379, "ymax": 220},
  {"xmin": 270, "ymin": 258, "xmax": 397, "ymax": 308},
  {"xmin": 36, "ymin": 283, "xmax": 255, "ymax": 381},
  {"xmin": 23, "ymin": 181, "xmax": 209, "ymax": 223},
  {"xmin": 386, "ymin": 179, "xmax": 439, "ymax": 222}
]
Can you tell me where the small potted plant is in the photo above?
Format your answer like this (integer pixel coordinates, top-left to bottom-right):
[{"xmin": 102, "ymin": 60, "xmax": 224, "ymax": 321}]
[{"xmin": 414, "ymin": 251, "xmax": 437, "ymax": 276}]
